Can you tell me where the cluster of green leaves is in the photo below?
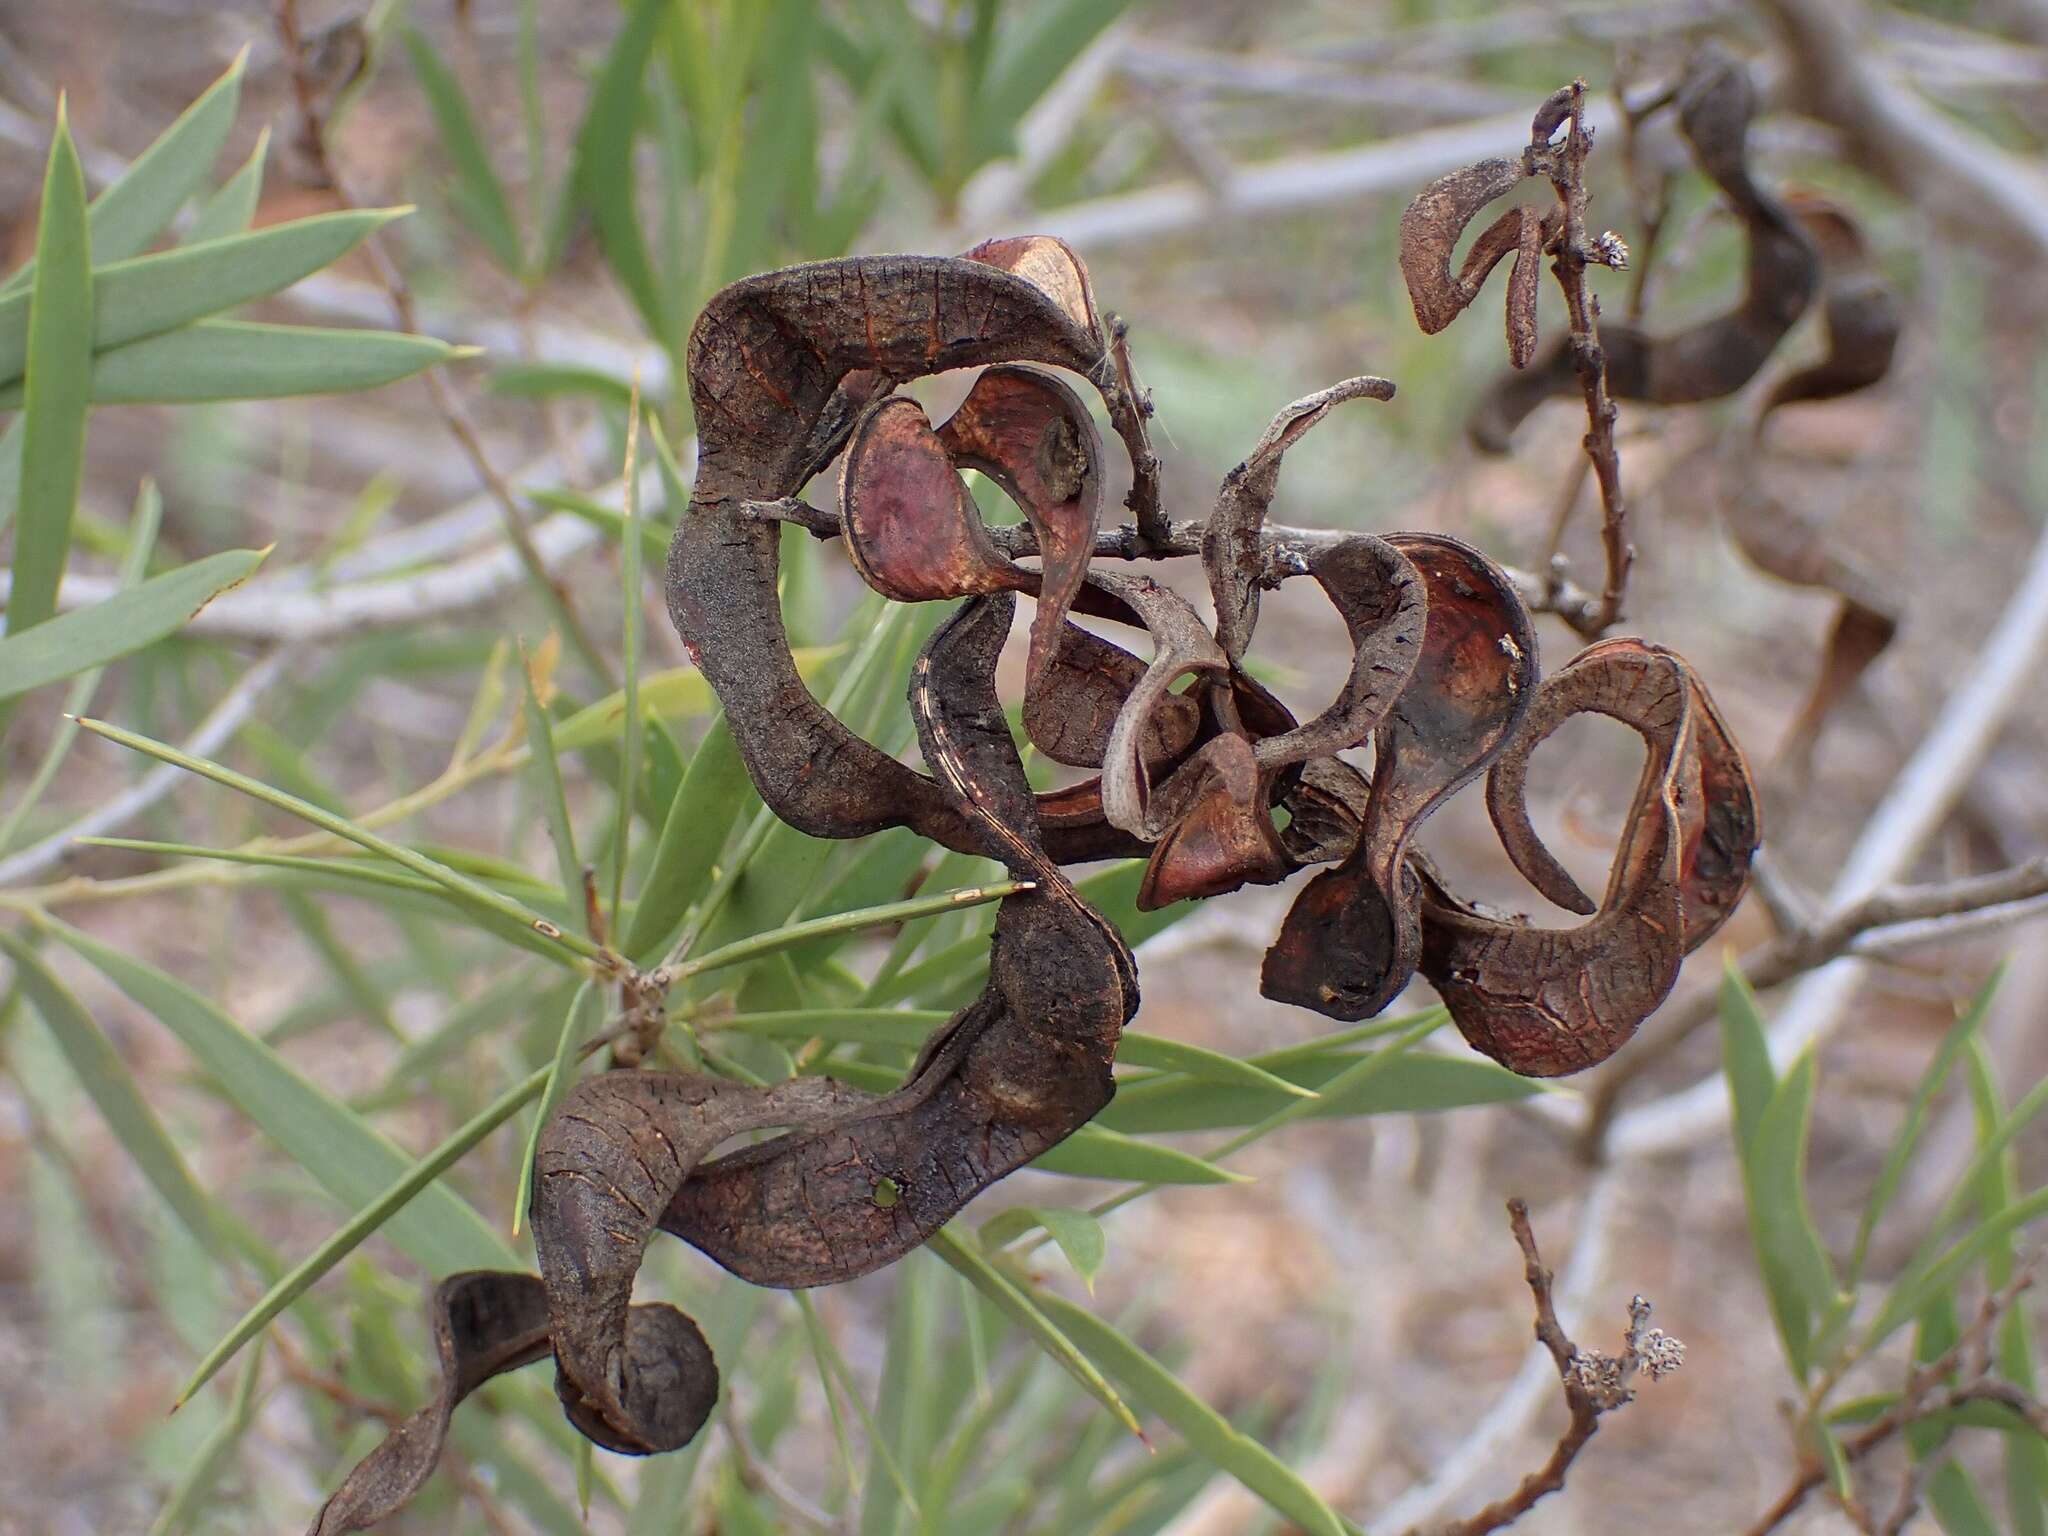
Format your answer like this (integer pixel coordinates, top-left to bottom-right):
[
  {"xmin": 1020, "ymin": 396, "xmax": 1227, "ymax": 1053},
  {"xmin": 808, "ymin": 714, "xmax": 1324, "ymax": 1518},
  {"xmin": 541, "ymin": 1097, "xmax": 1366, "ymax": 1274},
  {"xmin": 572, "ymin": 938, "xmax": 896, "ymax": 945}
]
[
  {"xmin": 396, "ymin": 0, "xmax": 1127, "ymax": 408},
  {"xmin": 1722, "ymin": 965, "xmax": 2048, "ymax": 1532}
]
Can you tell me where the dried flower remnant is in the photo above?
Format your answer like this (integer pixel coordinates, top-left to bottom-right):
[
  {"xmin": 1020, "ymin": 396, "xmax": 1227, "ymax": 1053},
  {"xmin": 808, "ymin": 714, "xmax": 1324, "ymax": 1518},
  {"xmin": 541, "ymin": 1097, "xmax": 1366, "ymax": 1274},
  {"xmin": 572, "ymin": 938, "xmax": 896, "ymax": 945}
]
[{"xmin": 314, "ymin": 86, "xmax": 1762, "ymax": 1532}]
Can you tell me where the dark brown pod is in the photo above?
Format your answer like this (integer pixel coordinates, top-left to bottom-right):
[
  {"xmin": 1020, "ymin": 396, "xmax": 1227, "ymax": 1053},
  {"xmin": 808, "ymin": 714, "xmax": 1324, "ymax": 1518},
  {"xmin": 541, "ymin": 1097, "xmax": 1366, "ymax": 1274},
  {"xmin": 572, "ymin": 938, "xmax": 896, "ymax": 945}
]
[
  {"xmin": 841, "ymin": 394, "xmax": 1017, "ymax": 602},
  {"xmin": 1422, "ymin": 640, "xmax": 1696, "ymax": 1076},
  {"xmin": 938, "ymin": 364, "xmax": 1105, "ymax": 694},
  {"xmin": 1261, "ymin": 534, "xmax": 1538, "ymax": 1020},
  {"xmin": 667, "ymin": 253, "xmax": 1109, "ymax": 860},
  {"xmin": 1398, "ymin": 157, "xmax": 1534, "ymax": 336}
]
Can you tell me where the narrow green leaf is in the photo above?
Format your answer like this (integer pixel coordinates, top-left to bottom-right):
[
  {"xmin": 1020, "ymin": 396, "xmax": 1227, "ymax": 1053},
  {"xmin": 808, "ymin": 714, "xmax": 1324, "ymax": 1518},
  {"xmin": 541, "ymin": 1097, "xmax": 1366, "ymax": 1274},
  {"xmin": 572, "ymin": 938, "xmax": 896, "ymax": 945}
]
[
  {"xmin": 494, "ymin": 362, "xmax": 642, "ymax": 411},
  {"xmin": 0, "ymin": 209, "xmax": 406, "ymax": 390},
  {"xmin": 551, "ymin": 652, "xmax": 839, "ymax": 751},
  {"xmin": 1930, "ymin": 1461, "xmax": 2001, "ymax": 1536},
  {"xmin": 183, "ymin": 127, "xmax": 269, "ymax": 246},
  {"xmin": 981, "ymin": 1206, "xmax": 1106, "ymax": 1290},
  {"xmin": 624, "ymin": 713, "xmax": 748, "ymax": 962},
  {"xmin": 514, "ymin": 978, "xmax": 602, "ymax": 1234},
  {"xmin": 674, "ymin": 881, "xmax": 1027, "ymax": 982},
  {"xmin": 518, "ymin": 644, "xmax": 583, "ymax": 916},
  {"xmin": 401, "ymin": 26, "xmax": 525, "ymax": 274},
  {"xmin": 712, "ymin": 1007, "xmax": 1308, "ymax": 1100},
  {"xmin": 175, "ymin": 1065, "xmax": 548, "ymax": 1407},
  {"xmin": 610, "ymin": 398, "xmax": 646, "ymax": 927},
  {"xmin": 1032, "ymin": 1292, "xmax": 1352, "ymax": 1536},
  {"xmin": 778, "ymin": 831, "xmax": 928, "ymax": 976},
  {"xmin": 1201, "ymin": 1014, "xmax": 1445, "ymax": 1169},
  {"xmin": 148, "ymin": 1340, "xmax": 266, "ymax": 1536},
  {"xmin": 70, "ymin": 715, "xmax": 606, "ymax": 965},
  {"xmin": 1874, "ymin": 1069, "xmax": 2048, "ymax": 1347},
  {"xmin": 77, "ymin": 838, "xmax": 580, "ymax": 963},
  {"xmin": 0, "ymin": 547, "xmax": 266, "ymax": 700},
  {"xmin": 7, "ymin": 100, "xmax": 94, "ymax": 651},
  {"xmin": 1720, "ymin": 958, "xmax": 1776, "ymax": 1156},
  {"xmin": 82, "ymin": 50, "xmax": 244, "ymax": 260},
  {"xmin": 928, "ymin": 1228, "xmax": 1141, "ymax": 1438},
  {"xmin": 563, "ymin": 0, "xmax": 672, "ymax": 338},
  {"xmin": 1811, "ymin": 1422, "xmax": 1853, "ymax": 1504},
  {"xmin": 0, "ymin": 476, "xmax": 159, "ymax": 849},
  {"xmin": 663, "ymin": 599, "xmax": 913, "ymax": 971},
  {"xmin": 1962, "ymin": 1038, "xmax": 2048, "ymax": 1534},
  {"xmin": 4, "ymin": 49, "xmax": 246, "ymax": 294},
  {"xmin": 1097, "ymin": 1038, "xmax": 1537, "ymax": 1135},
  {"xmin": 0, "ymin": 930, "xmax": 228, "ymax": 1251},
  {"xmin": 0, "ymin": 320, "xmax": 471, "ymax": 406},
  {"xmin": 1849, "ymin": 972, "xmax": 2000, "ymax": 1284},
  {"xmin": 1114, "ymin": 1032, "xmax": 1317, "ymax": 1099},
  {"xmin": 1028, "ymin": 1124, "xmax": 1243, "ymax": 1186},
  {"xmin": 971, "ymin": 0, "xmax": 1131, "ymax": 170},
  {"xmin": 45, "ymin": 918, "xmax": 516, "ymax": 1276},
  {"xmin": 0, "ymin": 418, "xmax": 26, "ymax": 536},
  {"xmin": 1743, "ymin": 1051, "xmax": 1840, "ymax": 1380}
]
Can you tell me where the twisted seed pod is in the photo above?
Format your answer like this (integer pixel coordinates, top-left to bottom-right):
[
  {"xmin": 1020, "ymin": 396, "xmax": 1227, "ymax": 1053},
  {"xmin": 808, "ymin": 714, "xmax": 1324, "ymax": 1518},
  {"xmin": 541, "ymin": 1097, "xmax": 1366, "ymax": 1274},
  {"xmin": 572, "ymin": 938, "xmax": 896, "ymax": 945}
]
[
  {"xmin": 1261, "ymin": 534, "xmax": 1539, "ymax": 1020},
  {"xmin": 1421, "ymin": 640, "xmax": 1695, "ymax": 1075}
]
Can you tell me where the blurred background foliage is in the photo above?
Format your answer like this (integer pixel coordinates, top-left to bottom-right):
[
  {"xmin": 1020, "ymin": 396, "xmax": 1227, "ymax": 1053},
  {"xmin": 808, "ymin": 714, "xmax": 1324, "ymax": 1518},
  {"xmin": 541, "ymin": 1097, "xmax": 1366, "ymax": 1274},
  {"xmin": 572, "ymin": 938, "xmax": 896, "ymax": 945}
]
[{"xmin": 0, "ymin": 2, "xmax": 2044, "ymax": 1534}]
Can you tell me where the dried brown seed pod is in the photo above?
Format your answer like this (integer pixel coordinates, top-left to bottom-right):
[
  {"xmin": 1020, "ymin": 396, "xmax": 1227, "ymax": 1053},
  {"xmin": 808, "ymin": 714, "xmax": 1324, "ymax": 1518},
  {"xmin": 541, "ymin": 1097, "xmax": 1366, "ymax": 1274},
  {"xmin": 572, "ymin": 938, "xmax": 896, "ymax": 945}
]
[
  {"xmin": 1261, "ymin": 534, "xmax": 1539, "ymax": 1021},
  {"xmin": 315, "ymin": 114, "xmax": 1767, "ymax": 1524}
]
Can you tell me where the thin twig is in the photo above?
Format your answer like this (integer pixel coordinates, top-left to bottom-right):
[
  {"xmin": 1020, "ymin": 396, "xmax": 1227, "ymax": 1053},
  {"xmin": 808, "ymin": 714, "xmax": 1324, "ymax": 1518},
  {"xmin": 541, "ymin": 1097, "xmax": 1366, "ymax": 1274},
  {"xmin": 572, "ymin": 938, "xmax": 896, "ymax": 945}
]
[
  {"xmin": 1746, "ymin": 1259, "xmax": 2040, "ymax": 1535},
  {"xmin": 1368, "ymin": 1175, "xmax": 1623, "ymax": 1533},
  {"xmin": 743, "ymin": 500, "xmax": 1606, "ymax": 630},
  {"xmin": 1528, "ymin": 81, "xmax": 1633, "ymax": 639},
  {"xmin": 1421, "ymin": 1198, "xmax": 1680, "ymax": 1536},
  {"xmin": 275, "ymin": 0, "xmax": 614, "ymax": 685},
  {"xmin": 1540, "ymin": 64, "xmax": 1668, "ymax": 571}
]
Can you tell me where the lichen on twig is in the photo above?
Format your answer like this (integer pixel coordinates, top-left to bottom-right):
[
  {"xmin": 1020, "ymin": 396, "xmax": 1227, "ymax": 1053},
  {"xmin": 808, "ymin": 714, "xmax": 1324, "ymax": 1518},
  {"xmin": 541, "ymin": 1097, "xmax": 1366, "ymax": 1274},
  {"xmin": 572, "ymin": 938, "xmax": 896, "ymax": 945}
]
[{"xmin": 1422, "ymin": 1198, "xmax": 1681, "ymax": 1535}]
